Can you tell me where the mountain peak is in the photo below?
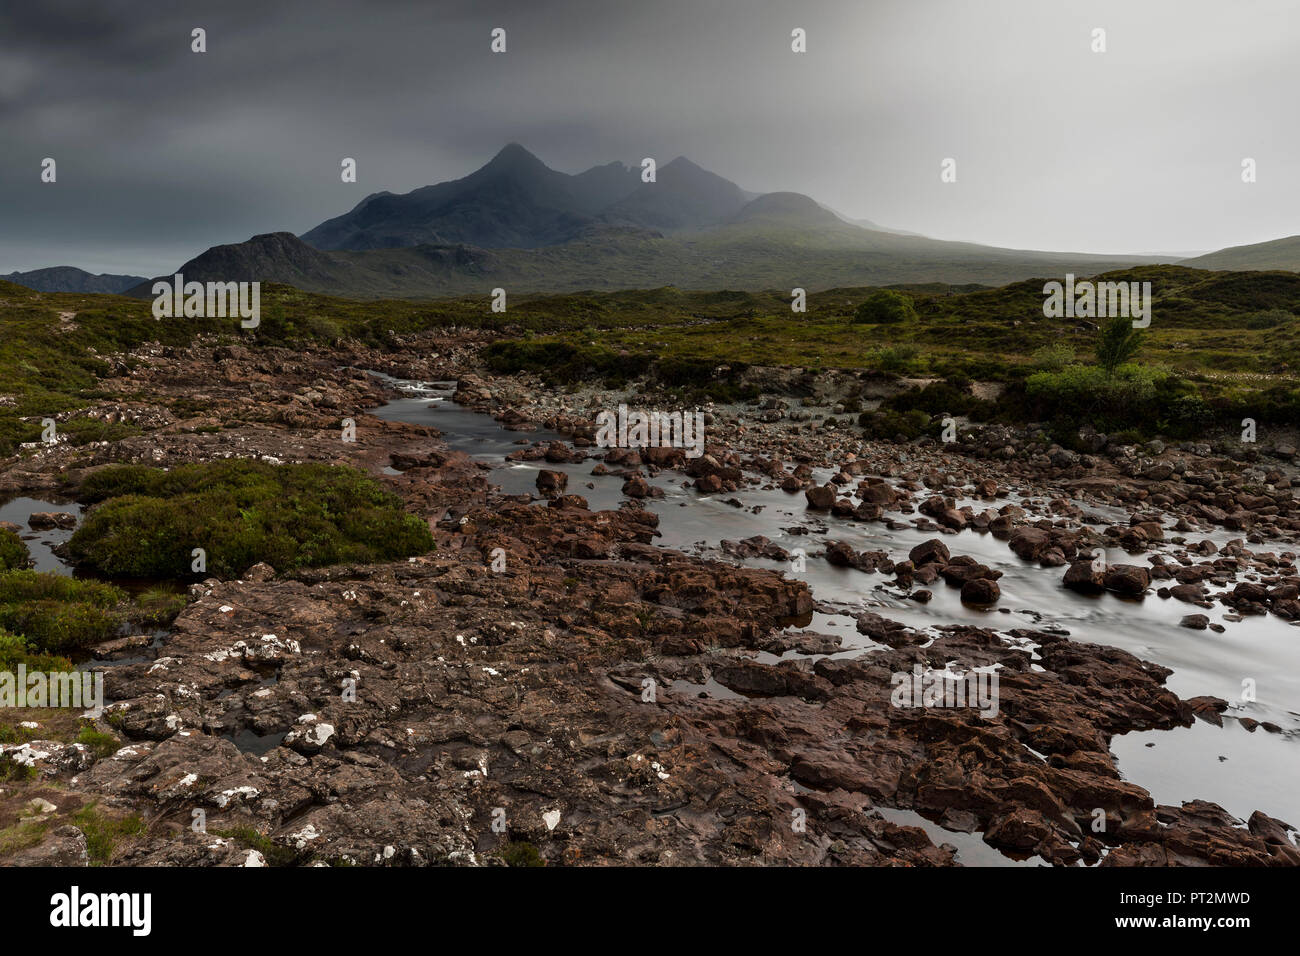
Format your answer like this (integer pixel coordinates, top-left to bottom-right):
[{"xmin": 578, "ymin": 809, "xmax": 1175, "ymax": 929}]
[
  {"xmin": 481, "ymin": 142, "xmax": 548, "ymax": 175},
  {"xmin": 730, "ymin": 191, "xmax": 839, "ymax": 227}
]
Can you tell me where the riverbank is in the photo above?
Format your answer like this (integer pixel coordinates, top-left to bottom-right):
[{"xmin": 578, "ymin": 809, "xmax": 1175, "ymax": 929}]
[{"xmin": 0, "ymin": 331, "xmax": 1296, "ymax": 866}]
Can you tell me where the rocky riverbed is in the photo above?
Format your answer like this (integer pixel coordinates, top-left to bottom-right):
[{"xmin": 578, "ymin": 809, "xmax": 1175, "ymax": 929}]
[{"xmin": 1, "ymin": 330, "xmax": 1297, "ymax": 866}]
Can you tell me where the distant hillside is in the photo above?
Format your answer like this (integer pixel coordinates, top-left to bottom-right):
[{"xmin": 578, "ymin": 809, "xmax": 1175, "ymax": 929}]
[
  {"xmin": 729, "ymin": 192, "xmax": 842, "ymax": 227},
  {"xmin": 1180, "ymin": 235, "xmax": 1300, "ymax": 272},
  {"xmin": 130, "ymin": 228, "xmax": 1166, "ymax": 301},
  {"xmin": 2, "ymin": 266, "xmax": 146, "ymax": 294}
]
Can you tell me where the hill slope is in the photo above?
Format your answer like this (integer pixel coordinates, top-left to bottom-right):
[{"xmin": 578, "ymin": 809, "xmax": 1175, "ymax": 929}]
[
  {"xmin": 131, "ymin": 228, "xmax": 1166, "ymax": 300},
  {"xmin": 2, "ymin": 266, "xmax": 147, "ymax": 294},
  {"xmin": 1180, "ymin": 235, "xmax": 1300, "ymax": 272}
]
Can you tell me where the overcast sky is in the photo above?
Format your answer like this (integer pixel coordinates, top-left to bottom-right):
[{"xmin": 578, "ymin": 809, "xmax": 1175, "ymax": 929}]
[{"xmin": 2, "ymin": 0, "xmax": 1298, "ymax": 275}]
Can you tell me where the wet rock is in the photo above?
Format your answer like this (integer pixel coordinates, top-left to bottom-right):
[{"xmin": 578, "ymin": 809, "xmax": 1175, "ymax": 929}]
[
  {"xmin": 1187, "ymin": 696, "xmax": 1228, "ymax": 726},
  {"xmin": 536, "ymin": 470, "xmax": 568, "ymax": 496},
  {"xmin": 1104, "ymin": 565, "xmax": 1151, "ymax": 596},
  {"xmin": 28, "ymin": 511, "xmax": 76, "ymax": 530},
  {"xmin": 805, "ymin": 484, "xmax": 836, "ymax": 510},
  {"xmin": 1008, "ymin": 527, "xmax": 1050, "ymax": 561},
  {"xmin": 908, "ymin": 539, "xmax": 950, "ymax": 567},
  {"xmin": 1062, "ymin": 560, "xmax": 1105, "ymax": 595},
  {"xmin": 960, "ymin": 578, "xmax": 1000, "ymax": 605}
]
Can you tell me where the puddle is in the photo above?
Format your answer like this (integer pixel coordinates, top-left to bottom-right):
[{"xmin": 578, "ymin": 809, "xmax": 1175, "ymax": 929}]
[{"xmin": 0, "ymin": 496, "xmax": 81, "ymax": 574}]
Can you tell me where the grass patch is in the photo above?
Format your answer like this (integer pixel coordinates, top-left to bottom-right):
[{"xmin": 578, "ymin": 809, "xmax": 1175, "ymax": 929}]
[
  {"xmin": 127, "ymin": 586, "xmax": 188, "ymax": 627},
  {"xmin": 0, "ymin": 817, "xmax": 51, "ymax": 856},
  {"xmin": 0, "ymin": 627, "xmax": 77, "ymax": 671},
  {"xmin": 501, "ymin": 840, "xmax": 545, "ymax": 867},
  {"xmin": 71, "ymin": 803, "xmax": 145, "ymax": 864},
  {"xmin": 0, "ymin": 574, "xmax": 125, "ymax": 654},
  {"xmin": 68, "ymin": 459, "xmax": 433, "ymax": 579},
  {"xmin": 75, "ymin": 727, "xmax": 120, "ymax": 760},
  {"xmin": 210, "ymin": 825, "xmax": 298, "ymax": 866}
]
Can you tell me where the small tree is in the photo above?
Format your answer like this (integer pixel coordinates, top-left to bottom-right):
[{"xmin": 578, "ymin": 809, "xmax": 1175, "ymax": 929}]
[
  {"xmin": 854, "ymin": 290, "xmax": 917, "ymax": 325},
  {"xmin": 1095, "ymin": 314, "xmax": 1144, "ymax": 375}
]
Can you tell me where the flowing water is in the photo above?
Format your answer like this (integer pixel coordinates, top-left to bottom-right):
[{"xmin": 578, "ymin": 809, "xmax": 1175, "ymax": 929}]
[{"xmin": 370, "ymin": 376, "xmax": 1300, "ymax": 850}]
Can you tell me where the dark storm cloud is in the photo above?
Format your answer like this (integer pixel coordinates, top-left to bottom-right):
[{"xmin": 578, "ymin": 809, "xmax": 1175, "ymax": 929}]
[{"xmin": 1, "ymin": 0, "xmax": 1298, "ymax": 274}]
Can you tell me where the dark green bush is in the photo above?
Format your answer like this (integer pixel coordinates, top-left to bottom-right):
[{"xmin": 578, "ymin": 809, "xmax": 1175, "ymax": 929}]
[
  {"xmin": 0, "ymin": 599, "xmax": 122, "ymax": 653},
  {"xmin": 854, "ymin": 290, "xmax": 918, "ymax": 325},
  {"xmin": 483, "ymin": 340, "xmax": 652, "ymax": 385},
  {"xmin": 884, "ymin": 379, "xmax": 995, "ymax": 420},
  {"xmin": 0, "ymin": 627, "xmax": 74, "ymax": 672},
  {"xmin": 0, "ymin": 530, "xmax": 29, "ymax": 572},
  {"xmin": 859, "ymin": 408, "xmax": 933, "ymax": 441},
  {"xmin": 68, "ymin": 460, "xmax": 433, "ymax": 579}
]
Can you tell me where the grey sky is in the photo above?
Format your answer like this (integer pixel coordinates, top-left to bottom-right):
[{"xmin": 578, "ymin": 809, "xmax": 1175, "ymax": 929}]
[{"xmin": 2, "ymin": 0, "xmax": 1297, "ymax": 275}]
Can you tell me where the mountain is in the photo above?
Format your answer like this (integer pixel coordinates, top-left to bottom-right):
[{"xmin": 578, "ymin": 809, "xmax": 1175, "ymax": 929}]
[
  {"xmin": 1179, "ymin": 236, "xmax": 1300, "ymax": 272},
  {"xmin": 728, "ymin": 191, "xmax": 843, "ymax": 227},
  {"xmin": 600, "ymin": 157, "xmax": 749, "ymax": 231},
  {"xmin": 2, "ymin": 266, "xmax": 147, "ymax": 294},
  {"xmin": 130, "ymin": 144, "xmax": 1183, "ymax": 299},
  {"xmin": 300, "ymin": 143, "xmax": 642, "ymax": 251}
]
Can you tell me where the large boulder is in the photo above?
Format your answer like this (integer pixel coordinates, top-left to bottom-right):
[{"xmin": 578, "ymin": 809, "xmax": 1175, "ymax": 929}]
[
  {"xmin": 960, "ymin": 578, "xmax": 1001, "ymax": 606},
  {"xmin": 1104, "ymin": 564, "xmax": 1151, "ymax": 596},
  {"xmin": 908, "ymin": 539, "xmax": 950, "ymax": 567},
  {"xmin": 1062, "ymin": 559, "xmax": 1105, "ymax": 595},
  {"xmin": 805, "ymin": 484, "xmax": 836, "ymax": 510},
  {"xmin": 1008, "ymin": 527, "xmax": 1050, "ymax": 561}
]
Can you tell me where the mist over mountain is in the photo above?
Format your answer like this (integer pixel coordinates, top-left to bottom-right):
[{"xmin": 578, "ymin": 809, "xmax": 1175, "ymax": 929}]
[
  {"xmin": 132, "ymin": 143, "xmax": 1197, "ymax": 299},
  {"xmin": 301, "ymin": 143, "xmax": 644, "ymax": 251}
]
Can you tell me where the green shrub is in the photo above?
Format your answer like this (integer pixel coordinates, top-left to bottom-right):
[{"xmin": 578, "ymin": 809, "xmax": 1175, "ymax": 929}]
[
  {"xmin": 76, "ymin": 727, "xmax": 120, "ymax": 760},
  {"xmin": 0, "ymin": 530, "xmax": 29, "ymax": 572},
  {"xmin": 0, "ymin": 570, "xmax": 123, "ymax": 607},
  {"xmin": 1030, "ymin": 342, "xmax": 1075, "ymax": 371},
  {"xmin": 1025, "ymin": 363, "xmax": 1197, "ymax": 436},
  {"xmin": 129, "ymin": 586, "xmax": 189, "ymax": 627},
  {"xmin": 68, "ymin": 460, "xmax": 433, "ymax": 579},
  {"xmin": 0, "ymin": 628, "xmax": 74, "ymax": 672},
  {"xmin": 854, "ymin": 290, "xmax": 917, "ymax": 325},
  {"xmin": 1095, "ymin": 315, "xmax": 1146, "ymax": 375},
  {"xmin": 859, "ymin": 408, "xmax": 933, "ymax": 441},
  {"xmin": 872, "ymin": 343, "xmax": 922, "ymax": 373},
  {"xmin": 884, "ymin": 379, "xmax": 994, "ymax": 420},
  {"xmin": 0, "ymin": 599, "xmax": 122, "ymax": 654}
]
